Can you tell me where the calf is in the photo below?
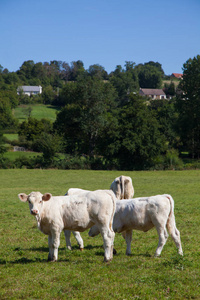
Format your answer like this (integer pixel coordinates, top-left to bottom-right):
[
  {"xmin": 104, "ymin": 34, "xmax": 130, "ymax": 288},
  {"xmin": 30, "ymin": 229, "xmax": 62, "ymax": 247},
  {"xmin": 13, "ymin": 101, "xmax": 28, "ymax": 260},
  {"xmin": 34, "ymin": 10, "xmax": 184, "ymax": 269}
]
[
  {"xmin": 18, "ymin": 190, "xmax": 116, "ymax": 262},
  {"xmin": 110, "ymin": 175, "xmax": 134, "ymax": 200},
  {"xmin": 89, "ymin": 194, "xmax": 183, "ymax": 257}
]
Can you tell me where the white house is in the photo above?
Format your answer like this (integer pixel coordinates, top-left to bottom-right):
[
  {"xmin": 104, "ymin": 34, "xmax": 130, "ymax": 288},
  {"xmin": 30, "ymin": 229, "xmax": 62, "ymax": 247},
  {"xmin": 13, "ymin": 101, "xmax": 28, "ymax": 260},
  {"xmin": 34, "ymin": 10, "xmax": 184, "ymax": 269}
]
[
  {"xmin": 17, "ymin": 85, "xmax": 42, "ymax": 96},
  {"xmin": 139, "ymin": 88, "xmax": 166, "ymax": 100}
]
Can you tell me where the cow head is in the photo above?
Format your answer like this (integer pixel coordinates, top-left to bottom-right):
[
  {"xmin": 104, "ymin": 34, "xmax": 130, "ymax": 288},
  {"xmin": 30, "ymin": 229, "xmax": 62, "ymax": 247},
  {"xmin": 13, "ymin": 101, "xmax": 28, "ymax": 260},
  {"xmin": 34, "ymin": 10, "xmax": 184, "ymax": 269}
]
[
  {"xmin": 18, "ymin": 192, "xmax": 52, "ymax": 216},
  {"xmin": 110, "ymin": 175, "xmax": 134, "ymax": 200}
]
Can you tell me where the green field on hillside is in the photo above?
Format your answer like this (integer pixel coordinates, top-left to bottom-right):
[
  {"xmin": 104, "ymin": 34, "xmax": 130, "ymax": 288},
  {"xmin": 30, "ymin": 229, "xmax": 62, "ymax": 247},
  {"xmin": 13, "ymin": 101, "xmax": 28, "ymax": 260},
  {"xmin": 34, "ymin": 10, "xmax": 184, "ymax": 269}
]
[
  {"xmin": 3, "ymin": 151, "xmax": 42, "ymax": 161},
  {"xmin": 0, "ymin": 169, "xmax": 199, "ymax": 299},
  {"xmin": 14, "ymin": 104, "xmax": 60, "ymax": 123}
]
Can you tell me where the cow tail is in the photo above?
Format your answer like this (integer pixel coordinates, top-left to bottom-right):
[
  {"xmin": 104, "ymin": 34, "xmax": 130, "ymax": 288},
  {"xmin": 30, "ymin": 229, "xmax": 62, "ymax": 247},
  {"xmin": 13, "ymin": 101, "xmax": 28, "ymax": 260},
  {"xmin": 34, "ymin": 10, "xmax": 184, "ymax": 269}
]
[
  {"xmin": 165, "ymin": 194, "xmax": 177, "ymax": 234},
  {"xmin": 107, "ymin": 191, "xmax": 116, "ymax": 232}
]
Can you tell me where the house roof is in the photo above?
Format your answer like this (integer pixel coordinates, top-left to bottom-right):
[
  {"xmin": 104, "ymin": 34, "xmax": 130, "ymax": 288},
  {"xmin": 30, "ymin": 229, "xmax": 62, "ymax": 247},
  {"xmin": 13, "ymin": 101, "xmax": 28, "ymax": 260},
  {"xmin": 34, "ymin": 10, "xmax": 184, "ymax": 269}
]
[
  {"xmin": 171, "ymin": 73, "xmax": 183, "ymax": 79},
  {"xmin": 18, "ymin": 86, "xmax": 41, "ymax": 92},
  {"xmin": 140, "ymin": 88, "xmax": 166, "ymax": 96}
]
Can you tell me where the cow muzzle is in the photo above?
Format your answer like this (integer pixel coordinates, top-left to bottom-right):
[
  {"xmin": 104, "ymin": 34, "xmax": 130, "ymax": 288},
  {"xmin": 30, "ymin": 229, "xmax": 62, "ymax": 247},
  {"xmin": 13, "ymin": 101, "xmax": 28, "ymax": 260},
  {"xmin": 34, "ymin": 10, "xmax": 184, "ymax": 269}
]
[{"xmin": 31, "ymin": 209, "xmax": 39, "ymax": 215}]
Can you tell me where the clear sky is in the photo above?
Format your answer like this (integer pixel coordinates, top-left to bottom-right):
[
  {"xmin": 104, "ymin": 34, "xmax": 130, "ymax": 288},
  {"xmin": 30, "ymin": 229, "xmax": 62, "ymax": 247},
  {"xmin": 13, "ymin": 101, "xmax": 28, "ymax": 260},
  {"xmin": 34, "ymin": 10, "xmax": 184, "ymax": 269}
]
[{"xmin": 0, "ymin": 0, "xmax": 200, "ymax": 75}]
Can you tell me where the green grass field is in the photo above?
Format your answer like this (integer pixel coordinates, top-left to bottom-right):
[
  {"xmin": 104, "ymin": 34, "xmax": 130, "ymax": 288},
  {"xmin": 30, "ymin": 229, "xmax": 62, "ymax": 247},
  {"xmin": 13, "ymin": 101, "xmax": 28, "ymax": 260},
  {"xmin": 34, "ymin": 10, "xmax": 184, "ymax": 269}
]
[
  {"xmin": 14, "ymin": 104, "xmax": 60, "ymax": 123},
  {"xmin": 3, "ymin": 134, "xmax": 18, "ymax": 141},
  {"xmin": 3, "ymin": 151, "xmax": 42, "ymax": 161},
  {"xmin": 0, "ymin": 170, "xmax": 199, "ymax": 299}
]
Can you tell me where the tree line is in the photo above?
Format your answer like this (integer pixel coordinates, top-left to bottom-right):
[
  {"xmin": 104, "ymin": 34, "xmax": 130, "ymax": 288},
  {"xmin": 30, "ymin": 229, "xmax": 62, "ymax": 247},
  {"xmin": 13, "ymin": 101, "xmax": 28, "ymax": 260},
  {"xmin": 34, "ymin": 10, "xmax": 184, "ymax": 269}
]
[{"xmin": 0, "ymin": 55, "xmax": 200, "ymax": 170}]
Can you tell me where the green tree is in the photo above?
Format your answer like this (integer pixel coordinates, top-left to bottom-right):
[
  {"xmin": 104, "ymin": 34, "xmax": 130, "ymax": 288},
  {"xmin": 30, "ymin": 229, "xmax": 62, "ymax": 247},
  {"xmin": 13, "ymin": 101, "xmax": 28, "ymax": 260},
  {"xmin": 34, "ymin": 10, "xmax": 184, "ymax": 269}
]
[
  {"xmin": 110, "ymin": 62, "xmax": 139, "ymax": 105},
  {"xmin": 0, "ymin": 130, "xmax": 6, "ymax": 156},
  {"xmin": 150, "ymin": 99, "xmax": 178, "ymax": 148},
  {"xmin": 0, "ymin": 96, "xmax": 18, "ymax": 129},
  {"xmin": 102, "ymin": 93, "xmax": 166, "ymax": 170},
  {"xmin": 18, "ymin": 118, "xmax": 52, "ymax": 142},
  {"xmin": 41, "ymin": 85, "xmax": 57, "ymax": 104},
  {"xmin": 176, "ymin": 55, "xmax": 200, "ymax": 158},
  {"xmin": 17, "ymin": 60, "xmax": 35, "ymax": 81},
  {"xmin": 163, "ymin": 81, "xmax": 176, "ymax": 97},
  {"xmin": 135, "ymin": 63, "xmax": 163, "ymax": 88},
  {"xmin": 54, "ymin": 77, "xmax": 117, "ymax": 156},
  {"xmin": 35, "ymin": 132, "xmax": 63, "ymax": 163},
  {"xmin": 87, "ymin": 64, "xmax": 108, "ymax": 79}
]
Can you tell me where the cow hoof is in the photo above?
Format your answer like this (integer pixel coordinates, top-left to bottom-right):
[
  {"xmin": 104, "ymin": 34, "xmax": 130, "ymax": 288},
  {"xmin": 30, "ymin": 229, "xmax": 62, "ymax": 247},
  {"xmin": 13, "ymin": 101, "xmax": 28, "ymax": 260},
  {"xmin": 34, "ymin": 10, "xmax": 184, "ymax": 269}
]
[
  {"xmin": 104, "ymin": 259, "xmax": 112, "ymax": 263},
  {"xmin": 47, "ymin": 256, "xmax": 57, "ymax": 262},
  {"xmin": 80, "ymin": 248, "xmax": 84, "ymax": 251},
  {"xmin": 154, "ymin": 254, "xmax": 160, "ymax": 258}
]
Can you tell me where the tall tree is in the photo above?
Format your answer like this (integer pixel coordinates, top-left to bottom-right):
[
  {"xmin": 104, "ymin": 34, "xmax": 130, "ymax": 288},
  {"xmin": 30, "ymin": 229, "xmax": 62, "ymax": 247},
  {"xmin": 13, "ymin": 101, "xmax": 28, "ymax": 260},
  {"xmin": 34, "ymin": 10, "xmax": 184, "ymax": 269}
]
[
  {"xmin": 87, "ymin": 64, "xmax": 108, "ymax": 79},
  {"xmin": 110, "ymin": 62, "xmax": 139, "ymax": 105},
  {"xmin": 101, "ymin": 93, "xmax": 166, "ymax": 170},
  {"xmin": 135, "ymin": 63, "xmax": 163, "ymax": 88},
  {"xmin": 54, "ymin": 77, "xmax": 117, "ymax": 156},
  {"xmin": 176, "ymin": 55, "xmax": 200, "ymax": 158}
]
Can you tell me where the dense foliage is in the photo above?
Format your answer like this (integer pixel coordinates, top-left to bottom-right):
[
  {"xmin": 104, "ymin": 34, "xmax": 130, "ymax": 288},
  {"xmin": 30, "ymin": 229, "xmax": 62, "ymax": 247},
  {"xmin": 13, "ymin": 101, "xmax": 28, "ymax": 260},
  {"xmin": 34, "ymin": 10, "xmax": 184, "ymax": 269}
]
[{"xmin": 0, "ymin": 55, "xmax": 199, "ymax": 169}]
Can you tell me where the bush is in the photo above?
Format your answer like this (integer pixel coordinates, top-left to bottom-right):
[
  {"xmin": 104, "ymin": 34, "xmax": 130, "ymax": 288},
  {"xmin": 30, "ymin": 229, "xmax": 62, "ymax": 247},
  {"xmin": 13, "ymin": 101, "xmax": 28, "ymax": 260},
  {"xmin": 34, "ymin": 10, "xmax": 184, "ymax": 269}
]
[{"xmin": 164, "ymin": 149, "xmax": 183, "ymax": 170}]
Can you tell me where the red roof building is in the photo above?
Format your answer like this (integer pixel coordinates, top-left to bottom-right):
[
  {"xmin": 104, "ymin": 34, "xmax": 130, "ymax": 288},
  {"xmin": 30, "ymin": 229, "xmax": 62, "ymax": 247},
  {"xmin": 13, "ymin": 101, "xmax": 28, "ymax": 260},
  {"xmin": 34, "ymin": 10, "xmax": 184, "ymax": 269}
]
[{"xmin": 171, "ymin": 73, "xmax": 183, "ymax": 79}]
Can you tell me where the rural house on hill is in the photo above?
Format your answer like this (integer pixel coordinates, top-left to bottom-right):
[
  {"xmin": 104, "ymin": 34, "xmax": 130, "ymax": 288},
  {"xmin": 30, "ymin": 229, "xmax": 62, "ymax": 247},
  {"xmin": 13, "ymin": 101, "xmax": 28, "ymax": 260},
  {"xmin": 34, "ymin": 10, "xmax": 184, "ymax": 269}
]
[
  {"xmin": 17, "ymin": 85, "xmax": 42, "ymax": 96},
  {"xmin": 139, "ymin": 88, "xmax": 166, "ymax": 100},
  {"xmin": 171, "ymin": 73, "xmax": 183, "ymax": 79}
]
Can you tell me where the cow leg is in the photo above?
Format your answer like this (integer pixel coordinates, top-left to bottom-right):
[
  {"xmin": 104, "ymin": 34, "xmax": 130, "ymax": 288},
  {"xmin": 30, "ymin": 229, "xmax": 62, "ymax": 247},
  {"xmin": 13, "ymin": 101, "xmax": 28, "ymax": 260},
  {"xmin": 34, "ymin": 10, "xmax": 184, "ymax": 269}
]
[
  {"xmin": 48, "ymin": 235, "xmax": 53, "ymax": 261},
  {"xmin": 155, "ymin": 226, "xmax": 168, "ymax": 257},
  {"xmin": 99, "ymin": 226, "xmax": 115, "ymax": 262},
  {"xmin": 72, "ymin": 231, "xmax": 84, "ymax": 250},
  {"xmin": 166, "ymin": 214, "xmax": 183, "ymax": 255},
  {"xmin": 48, "ymin": 231, "xmax": 61, "ymax": 261},
  {"xmin": 110, "ymin": 228, "xmax": 115, "ymax": 260},
  {"xmin": 124, "ymin": 230, "xmax": 133, "ymax": 255},
  {"xmin": 64, "ymin": 230, "xmax": 72, "ymax": 250},
  {"xmin": 169, "ymin": 228, "xmax": 183, "ymax": 255}
]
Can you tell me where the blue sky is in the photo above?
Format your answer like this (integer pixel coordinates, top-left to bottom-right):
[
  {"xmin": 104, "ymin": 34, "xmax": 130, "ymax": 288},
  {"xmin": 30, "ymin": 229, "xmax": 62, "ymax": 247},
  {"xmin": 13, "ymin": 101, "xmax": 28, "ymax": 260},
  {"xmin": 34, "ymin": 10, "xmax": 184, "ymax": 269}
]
[{"xmin": 0, "ymin": 0, "xmax": 200, "ymax": 75}]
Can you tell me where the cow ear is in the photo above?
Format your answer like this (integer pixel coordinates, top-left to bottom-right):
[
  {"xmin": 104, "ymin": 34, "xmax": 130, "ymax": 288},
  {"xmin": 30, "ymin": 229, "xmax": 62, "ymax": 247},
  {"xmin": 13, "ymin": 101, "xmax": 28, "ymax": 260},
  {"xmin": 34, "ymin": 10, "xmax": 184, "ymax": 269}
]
[
  {"xmin": 18, "ymin": 193, "xmax": 28, "ymax": 202},
  {"xmin": 115, "ymin": 178, "xmax": 120, "ymax": 183},
  {"xmin": 124, "ymin": 178, "xmax": 130, "ymax": 184},
  {"xmin": 42, "ymin": 193, "xmax": 52, "ymax": 201}
]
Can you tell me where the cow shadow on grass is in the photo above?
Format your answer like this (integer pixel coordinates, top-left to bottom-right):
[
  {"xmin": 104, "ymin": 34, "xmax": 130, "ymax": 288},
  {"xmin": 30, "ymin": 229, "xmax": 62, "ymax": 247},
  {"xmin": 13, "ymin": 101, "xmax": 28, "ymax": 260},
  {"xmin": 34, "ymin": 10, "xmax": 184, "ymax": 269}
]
[
  {"xmin": 0, "ymin": 244, "xmax": 104, "ymax": 265},
  {"xmin": 0, "ymin": 256, "xmax": 71, "ymax": 265}
]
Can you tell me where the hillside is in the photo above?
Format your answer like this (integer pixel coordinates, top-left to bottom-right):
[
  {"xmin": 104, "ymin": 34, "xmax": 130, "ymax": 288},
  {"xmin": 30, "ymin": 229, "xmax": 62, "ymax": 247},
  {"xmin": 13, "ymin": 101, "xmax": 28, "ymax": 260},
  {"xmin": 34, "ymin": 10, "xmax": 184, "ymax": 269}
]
[{"xmin": 13, "ymin": 104, "xmax": 60, "ymax": 123}]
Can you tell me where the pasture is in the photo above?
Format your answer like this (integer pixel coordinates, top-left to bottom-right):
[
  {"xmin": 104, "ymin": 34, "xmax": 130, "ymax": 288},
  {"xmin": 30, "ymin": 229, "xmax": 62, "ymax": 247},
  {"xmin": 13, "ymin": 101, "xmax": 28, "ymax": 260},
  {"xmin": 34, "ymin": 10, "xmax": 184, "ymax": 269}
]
[
  {"xmin": 0, "ymin": 169, "xmax": 199, "ymax": 299},
  {"xmin": 13, "ymin": 104, "xmax": 60, "ymax": 123}
]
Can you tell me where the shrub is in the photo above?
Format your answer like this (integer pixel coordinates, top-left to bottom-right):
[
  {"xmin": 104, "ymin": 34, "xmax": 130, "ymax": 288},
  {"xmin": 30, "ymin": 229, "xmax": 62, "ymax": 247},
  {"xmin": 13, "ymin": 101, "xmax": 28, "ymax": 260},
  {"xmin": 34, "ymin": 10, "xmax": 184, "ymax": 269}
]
[{"xmin": 164, "ymin": 149, "xmax": 183, "ymax": 170}]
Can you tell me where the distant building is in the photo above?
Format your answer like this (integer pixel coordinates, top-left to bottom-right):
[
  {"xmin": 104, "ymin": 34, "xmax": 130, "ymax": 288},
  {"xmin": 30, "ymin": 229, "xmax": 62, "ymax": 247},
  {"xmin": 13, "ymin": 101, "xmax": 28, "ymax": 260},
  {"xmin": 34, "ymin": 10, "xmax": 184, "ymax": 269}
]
[
  {"xmin": 139, "ymin": 88, "xmax": 166, "ymax": 100},
  {"xmin": 17, "ymin": 85, "xmax": 42, "ymax": 96},
  {"xmin": 171, "ymin": 73, "xmax": 183, "ymax": 79}
]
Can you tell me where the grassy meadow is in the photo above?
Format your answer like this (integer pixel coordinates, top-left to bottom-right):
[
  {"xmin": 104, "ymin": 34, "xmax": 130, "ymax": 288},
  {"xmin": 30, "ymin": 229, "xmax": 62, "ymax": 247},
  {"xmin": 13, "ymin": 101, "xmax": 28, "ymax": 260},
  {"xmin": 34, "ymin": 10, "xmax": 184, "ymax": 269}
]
[
  {"xmin": 13, "ymin": 104, "xmax": 60, "ymax": 123},
  {"xmin": 3, "ymin": 151, "xmax": 42, "ymax": 161},
  {"xmin": 0, "ymin": 169, "xmax": 199, "ymax": 299}
]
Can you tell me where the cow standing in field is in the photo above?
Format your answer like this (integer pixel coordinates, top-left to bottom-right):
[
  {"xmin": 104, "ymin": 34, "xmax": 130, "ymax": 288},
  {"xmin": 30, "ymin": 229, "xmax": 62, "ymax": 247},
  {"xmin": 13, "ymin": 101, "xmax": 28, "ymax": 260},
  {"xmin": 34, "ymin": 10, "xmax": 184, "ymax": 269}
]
[
  {"xmin": 89, "ymin": 194, "xmax": 183, "ymax": 257},
  {"xmin": 110, "ymin": 175, "xmax": 134, "ymax": 200},
  {"xmin": 18, "ymin": 190, "xmax": 116, "ymax": 262},
  {"xmin": 64, "ymin": 175, "xmax": 134, "ymax": 249},
  {"xmin": 64, "ymin": 188, "xmax": 90, "ymax": 251}
]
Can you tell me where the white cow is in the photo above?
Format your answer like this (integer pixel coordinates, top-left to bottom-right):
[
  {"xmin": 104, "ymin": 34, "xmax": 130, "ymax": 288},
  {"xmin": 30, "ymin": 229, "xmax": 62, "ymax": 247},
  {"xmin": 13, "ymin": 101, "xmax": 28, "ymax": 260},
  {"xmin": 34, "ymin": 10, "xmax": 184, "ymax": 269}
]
[
  {"xmin": 66, "ymin": 188, "xmax": 90, "ymax": 196},
  {"xmin": 89, "ymin": 194, "xmax": 183, "ymax": 257},
  {"xmin": 64, "ymin": 188, "xmax": 90, "ymax": 251},
  {"xmin": 18, "ymin": 190, "xmax": 116, "ymax": 262},
  {"xmin": 65, "ymin": 176, "xmax": 134, "ymax": 249},
  {"xmin": 110, "ymin": 175, "xmax": 134, "ymax": 200}
]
